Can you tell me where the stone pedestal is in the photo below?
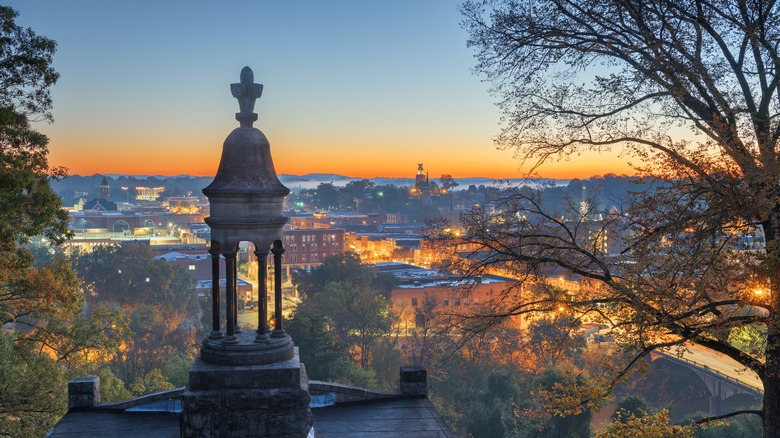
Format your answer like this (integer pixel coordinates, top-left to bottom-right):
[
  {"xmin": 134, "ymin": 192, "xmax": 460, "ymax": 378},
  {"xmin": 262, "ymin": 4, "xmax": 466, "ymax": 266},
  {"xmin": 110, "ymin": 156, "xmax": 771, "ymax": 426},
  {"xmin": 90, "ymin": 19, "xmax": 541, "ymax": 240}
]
[
  {"xmin": 181, "ymin": 348, "xmax": 312, "ymax": 437},
  {"xmin": 68, "ymin": 376, "xmax": 101, "ymax": 409},
  {"xmin": 400, "ymin": 366, "xmax": 427, "ymax": 396}
]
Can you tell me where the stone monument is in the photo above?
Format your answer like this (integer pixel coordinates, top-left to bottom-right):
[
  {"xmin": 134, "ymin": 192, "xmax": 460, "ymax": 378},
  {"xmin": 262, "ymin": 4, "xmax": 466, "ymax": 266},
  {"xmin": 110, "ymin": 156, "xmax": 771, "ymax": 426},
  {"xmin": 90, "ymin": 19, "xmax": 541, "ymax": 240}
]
[{"xmin": 181, "ymin": 67, "xmax": 312, "ymax": 437}]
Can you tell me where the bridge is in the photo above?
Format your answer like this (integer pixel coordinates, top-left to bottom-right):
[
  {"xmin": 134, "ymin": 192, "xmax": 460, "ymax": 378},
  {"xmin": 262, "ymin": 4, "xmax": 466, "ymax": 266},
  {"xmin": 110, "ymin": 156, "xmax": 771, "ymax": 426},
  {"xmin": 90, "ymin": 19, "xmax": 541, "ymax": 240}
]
[{"xmin": 649, "ymin": 344, "xmax": 763, "ymax": 415}]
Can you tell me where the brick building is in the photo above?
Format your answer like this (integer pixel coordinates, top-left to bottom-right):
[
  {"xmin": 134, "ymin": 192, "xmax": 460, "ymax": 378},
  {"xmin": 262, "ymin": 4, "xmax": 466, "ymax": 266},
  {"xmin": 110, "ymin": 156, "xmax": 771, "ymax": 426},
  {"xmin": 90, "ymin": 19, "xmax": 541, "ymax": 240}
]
[
  {"xmin": 391, "ymin": 279, "xmax": 524, "ymax": 332},
  {"xmin": 282, "ymin": 228, "xmax": 346, "ymax": 272}
]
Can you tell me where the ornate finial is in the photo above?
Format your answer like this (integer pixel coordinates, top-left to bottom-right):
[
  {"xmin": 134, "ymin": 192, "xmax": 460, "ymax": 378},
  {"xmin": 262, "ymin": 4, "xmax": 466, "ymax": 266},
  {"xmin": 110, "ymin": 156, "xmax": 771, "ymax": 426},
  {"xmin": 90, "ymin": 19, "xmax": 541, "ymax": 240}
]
[{"xmin": 230, "ymin": 66, "xmax": 264, "ymax": 127}]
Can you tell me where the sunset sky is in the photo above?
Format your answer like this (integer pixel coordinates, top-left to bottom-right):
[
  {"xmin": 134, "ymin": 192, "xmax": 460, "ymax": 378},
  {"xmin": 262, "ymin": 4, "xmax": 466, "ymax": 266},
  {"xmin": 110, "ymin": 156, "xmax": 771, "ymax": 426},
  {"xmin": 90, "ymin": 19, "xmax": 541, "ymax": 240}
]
[{"xmin": 9, "ymin": 1, "xmax": 633, "ymax": 179}]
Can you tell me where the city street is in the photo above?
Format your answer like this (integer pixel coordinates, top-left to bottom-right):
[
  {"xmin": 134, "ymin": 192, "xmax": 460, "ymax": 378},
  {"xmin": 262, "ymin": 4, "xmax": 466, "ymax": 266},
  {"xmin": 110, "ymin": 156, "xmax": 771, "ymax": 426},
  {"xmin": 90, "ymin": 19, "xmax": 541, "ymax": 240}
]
[{"xmin": 237, "ymin": 309, "xmax": 260, "ymax": 330}]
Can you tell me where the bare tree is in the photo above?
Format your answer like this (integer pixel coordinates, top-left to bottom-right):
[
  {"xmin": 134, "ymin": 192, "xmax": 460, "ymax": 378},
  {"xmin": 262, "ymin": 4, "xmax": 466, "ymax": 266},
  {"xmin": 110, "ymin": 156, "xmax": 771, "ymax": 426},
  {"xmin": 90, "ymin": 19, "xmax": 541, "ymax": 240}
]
[
  {"xmin": 409, "ymin": 293, "xmax": 441, "ymax": 367},
  {"xmin": 460, "ymin": 0, "xmax": 780, "ymax": 435}
]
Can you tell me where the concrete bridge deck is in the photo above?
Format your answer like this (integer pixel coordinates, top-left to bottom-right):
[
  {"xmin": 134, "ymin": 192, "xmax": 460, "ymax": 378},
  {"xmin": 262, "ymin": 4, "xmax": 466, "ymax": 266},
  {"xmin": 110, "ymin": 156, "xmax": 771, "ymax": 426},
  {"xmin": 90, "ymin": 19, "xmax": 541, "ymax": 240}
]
[
  {"xmin": 653, "ymin": 343, "xmax": 763, "ymax": 395},
  {"xmin": 651, "ymin": 343, "xmax": 763, "ymax": 414}
]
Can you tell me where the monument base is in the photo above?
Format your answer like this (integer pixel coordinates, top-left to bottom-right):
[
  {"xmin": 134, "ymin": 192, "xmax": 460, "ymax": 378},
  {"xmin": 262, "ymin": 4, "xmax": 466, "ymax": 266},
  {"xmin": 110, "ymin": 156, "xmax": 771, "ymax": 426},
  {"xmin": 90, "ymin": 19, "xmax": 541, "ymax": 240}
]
[
  {"xmin": 181, "ymin": 348, "xmax": 312, "ymax": 438},
  {"xmin": 201, "ymin": 330, "xmax": 295, "ymax": 366}
]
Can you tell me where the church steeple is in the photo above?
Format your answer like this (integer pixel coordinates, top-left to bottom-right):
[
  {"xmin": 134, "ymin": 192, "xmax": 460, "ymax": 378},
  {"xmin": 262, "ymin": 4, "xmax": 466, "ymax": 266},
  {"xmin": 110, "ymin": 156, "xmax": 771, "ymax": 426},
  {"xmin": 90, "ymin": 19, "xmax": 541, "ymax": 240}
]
[
  {"xmin": 415, "ymin": 163, "xmax": 426, "ymax": 188},
  {"xmin": 100, "ymin": 176, "xmax": 110, "ymax": 200}
]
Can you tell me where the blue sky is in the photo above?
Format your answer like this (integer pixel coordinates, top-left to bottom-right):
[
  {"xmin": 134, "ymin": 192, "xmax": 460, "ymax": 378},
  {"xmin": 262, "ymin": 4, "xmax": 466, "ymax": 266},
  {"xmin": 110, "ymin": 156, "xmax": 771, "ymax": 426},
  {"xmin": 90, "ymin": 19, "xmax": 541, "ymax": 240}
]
[{"xmin": 7, "ymin": 1, "xmax": 624, "ymax": 178}]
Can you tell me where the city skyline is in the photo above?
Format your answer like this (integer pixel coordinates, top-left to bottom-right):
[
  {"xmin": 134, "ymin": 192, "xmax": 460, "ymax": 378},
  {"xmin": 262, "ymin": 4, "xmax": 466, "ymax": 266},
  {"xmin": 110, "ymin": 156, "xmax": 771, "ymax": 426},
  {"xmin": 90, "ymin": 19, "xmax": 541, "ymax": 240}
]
[{"xmin": 9, "ymin": 1, "xmax": 634, "ymax": 179}]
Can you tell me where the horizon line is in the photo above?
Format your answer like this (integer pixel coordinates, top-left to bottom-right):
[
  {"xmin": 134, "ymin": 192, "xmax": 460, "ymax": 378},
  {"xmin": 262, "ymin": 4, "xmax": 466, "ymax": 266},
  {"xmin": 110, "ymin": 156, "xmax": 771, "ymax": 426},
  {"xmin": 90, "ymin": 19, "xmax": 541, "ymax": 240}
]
[{"xmin": 64, "ymin": 172, "xmax": 635, "ymax": 180}]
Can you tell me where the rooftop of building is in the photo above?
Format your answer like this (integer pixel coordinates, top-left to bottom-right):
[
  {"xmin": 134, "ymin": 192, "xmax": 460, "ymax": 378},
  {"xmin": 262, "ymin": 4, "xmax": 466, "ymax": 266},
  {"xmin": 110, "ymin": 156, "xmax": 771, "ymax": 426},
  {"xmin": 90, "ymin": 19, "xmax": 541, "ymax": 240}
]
[
  {"xmin": 195, "ymin": 278, "xmax": 252, "ymax": 293},
  {"xmin": 48, "ymin": 372, "xmax": 454, "ymax": 438},
  {"xmin": 154, "ymin": 251, "xmax": 210, "ymax": 261},
  {"xmin": 65, "ymin": 234, "xmax": 181, "ymax": 244},
  {"xmin": 373, "ymin": 262, "xmax": 513, "ymax": 288},
  {"xmin": 288, "ymin": 212, "xmax": 374, "ymax": 219},
  {"xmin": 353, "ymin": 232, "xmax": 423, "ymax": 240},
  {"xmin": 81, "ymin": 198, "xmax": 118, "ymax": 212},
  {"xmin": 69, "ymin": 210, "xmax": 197, "ymax": 217}
]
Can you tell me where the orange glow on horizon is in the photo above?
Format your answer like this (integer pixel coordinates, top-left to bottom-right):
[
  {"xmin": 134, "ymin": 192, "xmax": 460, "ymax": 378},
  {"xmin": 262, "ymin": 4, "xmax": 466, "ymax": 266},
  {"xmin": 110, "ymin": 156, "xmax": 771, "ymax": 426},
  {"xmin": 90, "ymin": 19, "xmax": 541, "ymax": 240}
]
[
  {"xmin": 49, "ymin": 148, "xmax": 636, "ymax": 180},
  {"xmin": 46, "ymin": 128, "xmax": 636, "ymax": 180},
  {"xmin": 51, "ymin": 152, "xmax": 635, "ymax": 180}
]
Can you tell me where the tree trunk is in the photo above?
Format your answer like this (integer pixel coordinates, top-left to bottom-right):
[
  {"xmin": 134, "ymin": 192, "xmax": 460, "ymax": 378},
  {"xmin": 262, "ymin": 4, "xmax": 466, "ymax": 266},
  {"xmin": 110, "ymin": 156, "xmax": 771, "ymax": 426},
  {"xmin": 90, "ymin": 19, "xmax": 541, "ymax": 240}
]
[
  {"xmin": 764, "ymin": 268, "xmax": 780, "ymax": 437},
  {"xmin": 763, "ymin": 217, "xmax": 780, "ymax": 437},
  {"xmin": 765, "ymin": 323, "xmax": 779, "ymax": 437}
]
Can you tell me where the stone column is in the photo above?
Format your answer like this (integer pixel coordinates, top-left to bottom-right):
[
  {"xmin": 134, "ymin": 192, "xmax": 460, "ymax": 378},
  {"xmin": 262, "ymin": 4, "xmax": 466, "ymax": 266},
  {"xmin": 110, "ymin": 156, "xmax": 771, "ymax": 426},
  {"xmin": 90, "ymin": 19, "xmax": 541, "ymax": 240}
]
[
  {"xmin": 709, "ymin": 380, "xmax": 722, "ymax": 416},
  {"xmin": 255, "ymin": 249, "xmax": 269, "ymax": 343},
  {"xmin": 272, "ymin": 240, "xmax": 285, "ymax": 337},
  {"xmin": 209, "ymin": 246, "xmax": 222, "ymax": 339},
  {"xmin": 708, "ymin": 395, "xmax": 722, "ymax": 416},
  {"xmin": 232, "ymin": 251, "xmax": 240, "ymax": 334},
  {"xmin": 223, "ymin": 251, "xmax": 238, "ymax": 344}
]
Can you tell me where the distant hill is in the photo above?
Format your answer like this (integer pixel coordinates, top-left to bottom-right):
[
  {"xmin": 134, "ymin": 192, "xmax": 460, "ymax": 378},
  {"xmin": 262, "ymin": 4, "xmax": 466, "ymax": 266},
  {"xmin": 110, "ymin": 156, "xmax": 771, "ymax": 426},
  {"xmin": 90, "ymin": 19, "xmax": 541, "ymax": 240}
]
[
  {"xmin": 53, "ymin": 173, "xmax": 648, "ymax": 216},
  {"xmin": 51, "ymin": 173, "xmax": 597, "ymax": 205},
  {"xmin": 281, "ymin": 174, "xmax": 567, "ymax": 191}
]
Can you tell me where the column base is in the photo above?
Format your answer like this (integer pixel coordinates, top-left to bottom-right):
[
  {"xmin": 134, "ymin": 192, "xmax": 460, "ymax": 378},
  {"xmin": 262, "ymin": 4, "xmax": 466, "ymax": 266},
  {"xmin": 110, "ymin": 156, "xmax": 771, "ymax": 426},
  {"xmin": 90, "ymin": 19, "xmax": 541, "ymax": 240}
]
[{"xmin": 201, "ymin": 330, "xmax": 294, "ymax": 366}]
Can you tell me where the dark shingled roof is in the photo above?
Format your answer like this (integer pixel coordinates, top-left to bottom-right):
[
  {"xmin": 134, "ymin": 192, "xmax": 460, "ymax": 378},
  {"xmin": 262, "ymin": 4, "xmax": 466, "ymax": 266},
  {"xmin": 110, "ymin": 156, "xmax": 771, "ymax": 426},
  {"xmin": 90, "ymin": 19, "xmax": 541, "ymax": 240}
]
[
  {"xmin": 313, "ymin": 397, "xmax": 453, "ymax": 437},
  {"xmin": 45, "ymin": 410, "xmax": 179, "ymax": 438},
  {"xmin": 82, "ymin": 198, "xmax": 118, "ymax": 212}
]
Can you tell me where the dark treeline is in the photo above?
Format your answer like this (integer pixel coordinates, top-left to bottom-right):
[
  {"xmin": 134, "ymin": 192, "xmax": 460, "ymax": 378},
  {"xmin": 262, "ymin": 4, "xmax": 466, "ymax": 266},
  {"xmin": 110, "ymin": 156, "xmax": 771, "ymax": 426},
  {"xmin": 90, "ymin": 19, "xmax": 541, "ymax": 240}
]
[
  {"xmin": 52, "ymin": 174, "xmax": 658, "ymax": 219},
  {"xmin": 51, "ymin": 175, "xmax": 213, "ymax": 206},
  {"xmin": 287, "ymin": 174, "xmax": 657, "ymax": 219},
  {"xmin": 285, "ymin": 254, "xmax": 761, "ymax": 437}
]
